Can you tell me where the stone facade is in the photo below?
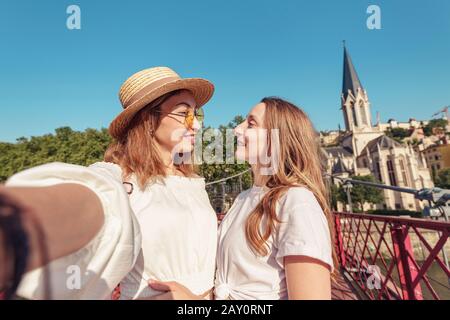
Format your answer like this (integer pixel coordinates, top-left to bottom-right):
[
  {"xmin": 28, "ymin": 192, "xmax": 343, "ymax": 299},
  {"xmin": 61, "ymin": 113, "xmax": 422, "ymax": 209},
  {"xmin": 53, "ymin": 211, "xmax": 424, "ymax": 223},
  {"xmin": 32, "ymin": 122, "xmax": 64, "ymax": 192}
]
[{"xmin": 324, "ymin": 46, "xmax": 434, "ymax": 212}]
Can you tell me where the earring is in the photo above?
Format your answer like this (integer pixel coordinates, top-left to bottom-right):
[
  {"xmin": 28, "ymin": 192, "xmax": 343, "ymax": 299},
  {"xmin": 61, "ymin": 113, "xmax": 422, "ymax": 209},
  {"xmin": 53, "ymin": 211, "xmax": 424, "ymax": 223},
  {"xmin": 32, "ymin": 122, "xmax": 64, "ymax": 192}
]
[{"xmin": 149, "ymin": 129, "xmax": 154, "ymax": 136}]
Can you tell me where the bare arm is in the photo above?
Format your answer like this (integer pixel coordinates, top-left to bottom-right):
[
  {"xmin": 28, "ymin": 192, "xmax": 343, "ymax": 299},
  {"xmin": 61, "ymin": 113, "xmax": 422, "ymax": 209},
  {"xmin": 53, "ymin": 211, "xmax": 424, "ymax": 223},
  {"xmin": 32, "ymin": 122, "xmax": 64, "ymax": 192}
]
[
  {"xmin": 0, "ymin": 184, "xmax": 104, "ymax": 272},
  {"xmin": 284, "ymin": 255, "xmax": 332, "ymax": 300}
]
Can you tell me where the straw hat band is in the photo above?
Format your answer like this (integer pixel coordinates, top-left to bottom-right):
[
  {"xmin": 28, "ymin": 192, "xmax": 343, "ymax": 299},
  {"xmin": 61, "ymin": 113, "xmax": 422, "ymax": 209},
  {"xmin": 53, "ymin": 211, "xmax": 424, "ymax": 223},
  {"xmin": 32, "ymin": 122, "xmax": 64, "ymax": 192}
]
[
  {"xmin": 123, "ymin": 76, "xmax": 179, "ymax": 109},
  {"xmin": 119, "ymin": 67, "xmax": 181, "ymax": 106}
]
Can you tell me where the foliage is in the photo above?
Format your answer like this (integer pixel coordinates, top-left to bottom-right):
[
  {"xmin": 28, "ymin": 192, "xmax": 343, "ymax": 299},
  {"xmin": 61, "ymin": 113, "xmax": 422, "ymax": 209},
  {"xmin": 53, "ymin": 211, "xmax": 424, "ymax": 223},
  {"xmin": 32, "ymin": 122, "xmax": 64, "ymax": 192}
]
[
  {"xmin": 336, "ymin": 175, "xmax": 384, "ymax": 212},
  {"xmin": 0, "ymin": 127, "xmax": 112, "ymax": 182},
  {"xmin": 434, "ymin": 168, "xmax": 450, "ymax": 189},
  {"xmin": 423, "ymin": 119, "xmax": 448, "ymax": 137},
  {"xmin": 384, "ymin": 127, "xmax": 410, "ymax": 142},
  {"xmin": 198, "ymin": 115, "xmax": 252, "ymax": 189},
  {"xmin": 329, "ymin": 183, "xmax": 340, "ymax": 211}
]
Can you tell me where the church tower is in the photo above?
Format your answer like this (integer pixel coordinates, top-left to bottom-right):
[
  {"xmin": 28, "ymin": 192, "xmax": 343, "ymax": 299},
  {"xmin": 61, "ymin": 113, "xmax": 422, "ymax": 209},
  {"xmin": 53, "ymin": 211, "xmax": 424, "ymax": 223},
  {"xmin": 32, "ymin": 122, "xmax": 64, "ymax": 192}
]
[{"xmin": 341, "ymin": 45, "xmax": 372, "ymax": 131}]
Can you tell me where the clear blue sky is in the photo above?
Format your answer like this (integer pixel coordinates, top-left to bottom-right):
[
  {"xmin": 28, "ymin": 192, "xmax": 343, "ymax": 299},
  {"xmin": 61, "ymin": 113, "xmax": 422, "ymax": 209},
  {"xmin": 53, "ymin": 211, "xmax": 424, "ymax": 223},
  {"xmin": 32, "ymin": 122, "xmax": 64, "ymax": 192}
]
[{"xmin": 0, "ymin": 0, "xmax": 449, "ymax": 142}]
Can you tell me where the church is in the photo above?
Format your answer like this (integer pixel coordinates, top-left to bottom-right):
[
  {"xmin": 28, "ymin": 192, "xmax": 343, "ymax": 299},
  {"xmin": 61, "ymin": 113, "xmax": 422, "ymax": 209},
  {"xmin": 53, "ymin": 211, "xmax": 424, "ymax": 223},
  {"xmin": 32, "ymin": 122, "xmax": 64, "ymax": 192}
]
[{"xmin": 324, "ymin": 46, "xmax": 434, "ymax": 212}]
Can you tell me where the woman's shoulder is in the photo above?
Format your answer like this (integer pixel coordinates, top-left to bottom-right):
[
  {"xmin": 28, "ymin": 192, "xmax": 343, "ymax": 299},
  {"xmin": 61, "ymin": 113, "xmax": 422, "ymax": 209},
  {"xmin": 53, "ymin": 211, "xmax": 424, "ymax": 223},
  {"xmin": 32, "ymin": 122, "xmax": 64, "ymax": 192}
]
[
  {"xmin": 281, "ymin": 185, "xmax": 321, "ymax": 210},
  {"xmin": 89, "ymin": 161, "xmax": 124, "ymax": 183},
  {"xmin": 234, "ymin": 187, "xmax": 256, "ymax": 200},
  {"xmin": 285, "ymin": 185, "xmax": 314, "ymax": 198},
  {"xmin": 5, "ymin": 162, "xmax": 119, "ymax": 187}
]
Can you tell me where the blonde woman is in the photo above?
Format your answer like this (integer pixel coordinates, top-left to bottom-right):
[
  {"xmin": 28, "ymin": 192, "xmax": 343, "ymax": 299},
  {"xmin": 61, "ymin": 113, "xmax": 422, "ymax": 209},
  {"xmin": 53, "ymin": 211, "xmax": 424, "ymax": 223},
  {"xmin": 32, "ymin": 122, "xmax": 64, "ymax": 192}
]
[{"xmin": 151, "ymin": 97, "xmax": 336, "ymax": 300}]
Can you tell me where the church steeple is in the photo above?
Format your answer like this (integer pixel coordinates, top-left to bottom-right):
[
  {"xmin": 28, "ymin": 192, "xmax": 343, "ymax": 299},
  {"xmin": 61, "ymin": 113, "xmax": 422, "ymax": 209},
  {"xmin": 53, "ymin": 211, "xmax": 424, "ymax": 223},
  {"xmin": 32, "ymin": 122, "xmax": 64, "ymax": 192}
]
[
  {"xmin": 341, "ymin": 43, "xmax": 372, "ymax": 131},
  {"xmin": 342, "ymin": 45, "xmax": 364, "ymax": 99}
]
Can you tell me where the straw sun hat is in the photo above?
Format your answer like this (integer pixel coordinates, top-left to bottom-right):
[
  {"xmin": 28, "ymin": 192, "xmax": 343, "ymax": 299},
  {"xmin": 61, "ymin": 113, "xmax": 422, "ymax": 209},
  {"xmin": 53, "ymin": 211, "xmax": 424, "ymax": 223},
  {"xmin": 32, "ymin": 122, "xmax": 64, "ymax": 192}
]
[{"xmin": 109, "ymin": 66, "xmax": 214, "ymax": 139}]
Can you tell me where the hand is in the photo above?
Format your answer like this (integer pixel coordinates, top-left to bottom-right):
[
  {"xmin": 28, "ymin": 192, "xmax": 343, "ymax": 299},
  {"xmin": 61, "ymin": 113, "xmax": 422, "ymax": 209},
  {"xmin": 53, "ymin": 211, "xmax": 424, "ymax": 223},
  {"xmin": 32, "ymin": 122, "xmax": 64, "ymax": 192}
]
[
  {"xmin": 146, "ymin": 280, "xmax": 201, "ymax": 300},
  {"xmin": 111, "ymin": 285, "xmax": 121, "ymax": 300}
]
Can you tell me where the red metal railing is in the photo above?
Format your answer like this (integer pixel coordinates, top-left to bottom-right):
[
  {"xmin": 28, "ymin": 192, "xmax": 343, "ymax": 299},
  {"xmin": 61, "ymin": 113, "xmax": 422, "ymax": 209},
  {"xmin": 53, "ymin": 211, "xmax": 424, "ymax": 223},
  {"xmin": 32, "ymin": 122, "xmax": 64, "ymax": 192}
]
[{"xmin": 334, "ymin": 211, "xmax": 450, "ymax": 300}]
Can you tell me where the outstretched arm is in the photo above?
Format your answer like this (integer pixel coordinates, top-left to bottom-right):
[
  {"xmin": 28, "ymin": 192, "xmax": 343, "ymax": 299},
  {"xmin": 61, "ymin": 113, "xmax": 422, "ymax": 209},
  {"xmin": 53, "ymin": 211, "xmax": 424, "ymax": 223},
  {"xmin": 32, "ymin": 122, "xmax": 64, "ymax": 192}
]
[{"xmin": 0, "ymin": 184, "xmax": 104, "ymax": 291}]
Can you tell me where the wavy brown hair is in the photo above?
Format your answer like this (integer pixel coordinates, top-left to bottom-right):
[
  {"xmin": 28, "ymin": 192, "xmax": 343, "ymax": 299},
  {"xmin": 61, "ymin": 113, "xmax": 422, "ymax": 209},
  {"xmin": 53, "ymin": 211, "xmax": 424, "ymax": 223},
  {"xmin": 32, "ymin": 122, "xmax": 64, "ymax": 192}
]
[
  {"xmin": 245, "ymin": 97, "xmax": 338, "ymax": 273},
  {"xmin": 104, "ymin": 89, "xmax": 195, "ymax": 189}
]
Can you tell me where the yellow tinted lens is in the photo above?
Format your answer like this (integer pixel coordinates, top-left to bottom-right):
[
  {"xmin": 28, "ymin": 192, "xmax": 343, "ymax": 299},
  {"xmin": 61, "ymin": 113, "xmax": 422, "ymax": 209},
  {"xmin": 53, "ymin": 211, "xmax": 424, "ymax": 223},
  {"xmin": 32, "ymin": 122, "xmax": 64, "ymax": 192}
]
[{"xmin": 185, "ymin": 110, "xmax": 195, "ymax": 128}]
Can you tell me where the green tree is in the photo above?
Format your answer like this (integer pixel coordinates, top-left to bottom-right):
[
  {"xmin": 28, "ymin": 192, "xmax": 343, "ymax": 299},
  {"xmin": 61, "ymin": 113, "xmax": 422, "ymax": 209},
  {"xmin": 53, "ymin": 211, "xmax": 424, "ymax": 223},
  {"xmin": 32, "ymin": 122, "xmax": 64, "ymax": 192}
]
[
  {"xmin": 423, "ymin": 119, "xmax": 448, "ymax": 137},
  {"xmin": 0, "ymin": 127, "xmax": 111, "ymax": 183},
  {"xmin": 199, "ymin": 115, "xmax": 252, "ymax": 188},
  {"xmin": 384, "ymin": 127, "xmax": 410, "ymax": 142},
  {"xmin": 337, "ymin": 175, "xmax": 384, "ymax": 212},
  {"xmin": 435, "ymin": 168, "xmax": 450, "ymax": 189},
  {"xmin": 329, "ymin": 183, "xmax": 340, "ymax": 211}
]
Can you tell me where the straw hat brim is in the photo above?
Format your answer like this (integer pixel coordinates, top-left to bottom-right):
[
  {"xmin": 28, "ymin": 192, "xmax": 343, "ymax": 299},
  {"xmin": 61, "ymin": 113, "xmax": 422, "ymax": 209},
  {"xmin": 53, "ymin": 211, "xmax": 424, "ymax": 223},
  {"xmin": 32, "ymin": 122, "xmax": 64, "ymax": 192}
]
[{"xmin": 109, "ymin": 78, "xmax": 214, "ymax": 138}]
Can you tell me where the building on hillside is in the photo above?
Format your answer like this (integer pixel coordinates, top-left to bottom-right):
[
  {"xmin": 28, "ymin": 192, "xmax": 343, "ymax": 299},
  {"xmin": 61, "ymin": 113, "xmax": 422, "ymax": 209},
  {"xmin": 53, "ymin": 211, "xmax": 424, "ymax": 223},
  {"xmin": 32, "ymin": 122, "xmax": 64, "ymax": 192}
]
[{"xmin": 422, "ymin": 142, "xmax": 450, "ymax": 179}]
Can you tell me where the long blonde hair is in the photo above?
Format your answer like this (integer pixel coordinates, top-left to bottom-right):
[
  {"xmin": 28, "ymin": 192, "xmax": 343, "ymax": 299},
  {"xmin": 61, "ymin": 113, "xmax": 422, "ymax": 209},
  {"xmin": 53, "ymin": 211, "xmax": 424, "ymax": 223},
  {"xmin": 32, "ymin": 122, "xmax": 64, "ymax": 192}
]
[
  {"xmin": 245, "ymin": 97, "xmax": 338, "ymax": 272},
  {"xmin": 104, "ymin": 90, "xmax": 195, "ymax": 189}
]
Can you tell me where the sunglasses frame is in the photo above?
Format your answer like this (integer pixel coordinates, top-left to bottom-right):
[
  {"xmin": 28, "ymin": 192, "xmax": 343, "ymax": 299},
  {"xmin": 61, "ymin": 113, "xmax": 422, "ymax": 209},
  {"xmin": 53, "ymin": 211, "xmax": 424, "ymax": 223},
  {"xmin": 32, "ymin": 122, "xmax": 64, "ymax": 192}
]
[{"xmin": 153, "ymin": 108, "xmax": 204, "ymax": 129}]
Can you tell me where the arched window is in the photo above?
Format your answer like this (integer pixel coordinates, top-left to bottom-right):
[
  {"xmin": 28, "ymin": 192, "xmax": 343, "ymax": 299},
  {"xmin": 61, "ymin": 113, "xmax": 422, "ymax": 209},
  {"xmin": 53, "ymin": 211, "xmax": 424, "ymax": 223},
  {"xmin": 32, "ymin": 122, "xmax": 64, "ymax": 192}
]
[
  {"xmin": 373, "ymin": 161, "xmax": 383, "ymax": 182},
  {"xmin": 351, "ymin": 103, "xmax": 358, "ymax": 127},
  {"xmin": 399, "ymin": 156, "xmax": 410, "ymax": 187},
  {"xmin": 343, "ymin": 106, "xmax": 350, "ymax": 129},
  {"xmin": 359, "ymin": 100, "xmax": 368, "ymax": 126},
  {"xmin": 386, "ymin": 159, "xmax": 397, "ymax": 186}
]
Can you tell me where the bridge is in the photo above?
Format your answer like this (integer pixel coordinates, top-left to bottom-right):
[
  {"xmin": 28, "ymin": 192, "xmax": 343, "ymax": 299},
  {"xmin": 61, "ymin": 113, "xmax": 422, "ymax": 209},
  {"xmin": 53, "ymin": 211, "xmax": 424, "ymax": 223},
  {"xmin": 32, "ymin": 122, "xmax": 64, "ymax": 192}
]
[{"xmin": 207, "ymin": 170, "xmax": 450, "ymax": 300}]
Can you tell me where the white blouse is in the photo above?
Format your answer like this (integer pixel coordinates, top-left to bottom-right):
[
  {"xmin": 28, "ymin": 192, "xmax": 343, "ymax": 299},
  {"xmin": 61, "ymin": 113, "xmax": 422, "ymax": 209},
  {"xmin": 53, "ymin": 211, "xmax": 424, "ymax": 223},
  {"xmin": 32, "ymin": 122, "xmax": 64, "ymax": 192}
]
[
  {"xmin": 89, "ymin": 162, "xmax": 218, "ymax": 299},
  {"xmin": 215, "ymin": 185, "xmax": 333, "ymax": 300},
  {"xmin": 5, "ymin": 162, "xmax": 142, "ymax": 300}
]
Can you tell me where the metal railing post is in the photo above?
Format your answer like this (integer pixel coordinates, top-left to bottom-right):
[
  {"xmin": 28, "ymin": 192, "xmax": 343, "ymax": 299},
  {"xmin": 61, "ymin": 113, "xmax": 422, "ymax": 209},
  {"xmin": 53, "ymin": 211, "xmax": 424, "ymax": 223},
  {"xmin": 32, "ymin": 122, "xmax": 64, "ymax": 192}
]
[
  {"xmin": 390, "ymin": 224, "xmax": 424, "ymax": 300},
  {"xmin": 334, "ymin": 215, "xmax": 346, "ymax": 266},
  {"xmin": 442, "ymin": 207, "xmax": 450, "ymax": 286}
]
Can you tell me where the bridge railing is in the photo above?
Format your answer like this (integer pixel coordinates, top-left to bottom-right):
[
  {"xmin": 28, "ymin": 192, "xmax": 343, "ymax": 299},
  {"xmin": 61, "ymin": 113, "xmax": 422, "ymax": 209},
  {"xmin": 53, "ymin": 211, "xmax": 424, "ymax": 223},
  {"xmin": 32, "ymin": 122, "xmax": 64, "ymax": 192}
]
[{"xmin": 334, "ymin": 211, "xmax": 450, "ymax": 300}]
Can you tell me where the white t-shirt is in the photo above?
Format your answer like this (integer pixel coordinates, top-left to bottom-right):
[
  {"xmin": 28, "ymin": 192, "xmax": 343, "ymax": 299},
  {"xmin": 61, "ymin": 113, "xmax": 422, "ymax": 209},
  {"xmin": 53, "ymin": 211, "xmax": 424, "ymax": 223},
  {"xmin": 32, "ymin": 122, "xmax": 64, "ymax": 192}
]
[
  {"xmin": 89, "ymin": 162, "xmax": 218, "ymax": 299},
  {"xmin": 215, "ymin": 185, "xmax": 333, "ymax": 300},
  {"xmin": 5, "ymin": 162, "xmax": 142, "ymax": 300}
]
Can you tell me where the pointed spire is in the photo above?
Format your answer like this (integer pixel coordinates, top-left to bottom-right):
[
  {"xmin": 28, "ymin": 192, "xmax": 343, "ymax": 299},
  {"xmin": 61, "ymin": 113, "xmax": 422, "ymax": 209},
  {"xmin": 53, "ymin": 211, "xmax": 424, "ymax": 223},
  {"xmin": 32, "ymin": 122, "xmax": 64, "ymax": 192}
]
[{"xmin": 342, "ymin": 43, "xmax": 364, "ymax": 99}]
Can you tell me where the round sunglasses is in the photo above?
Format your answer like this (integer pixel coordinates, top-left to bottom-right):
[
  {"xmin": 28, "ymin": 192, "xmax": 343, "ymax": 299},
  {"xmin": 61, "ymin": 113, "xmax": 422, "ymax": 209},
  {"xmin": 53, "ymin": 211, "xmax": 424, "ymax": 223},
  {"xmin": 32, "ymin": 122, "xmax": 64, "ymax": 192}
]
[{"xmin": 153, "ymin": 108, "xmax": 204, "ymax": 129}]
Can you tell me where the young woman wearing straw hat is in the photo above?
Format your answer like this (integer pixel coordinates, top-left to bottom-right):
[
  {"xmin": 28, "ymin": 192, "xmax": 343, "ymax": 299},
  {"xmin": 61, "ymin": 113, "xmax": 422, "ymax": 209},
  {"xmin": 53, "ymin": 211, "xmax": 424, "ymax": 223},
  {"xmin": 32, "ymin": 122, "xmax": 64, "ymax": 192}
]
[
  {"xmin": 1, "ymin": 67, "xmax": 217, "ymax": 300},
  {"xmin": 150, "ymin": 97, "xmax": 337, "ymax": 300},
  {"xmin": 98, "ymin": 67, "xmax": 218, "ymax": 300}
]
